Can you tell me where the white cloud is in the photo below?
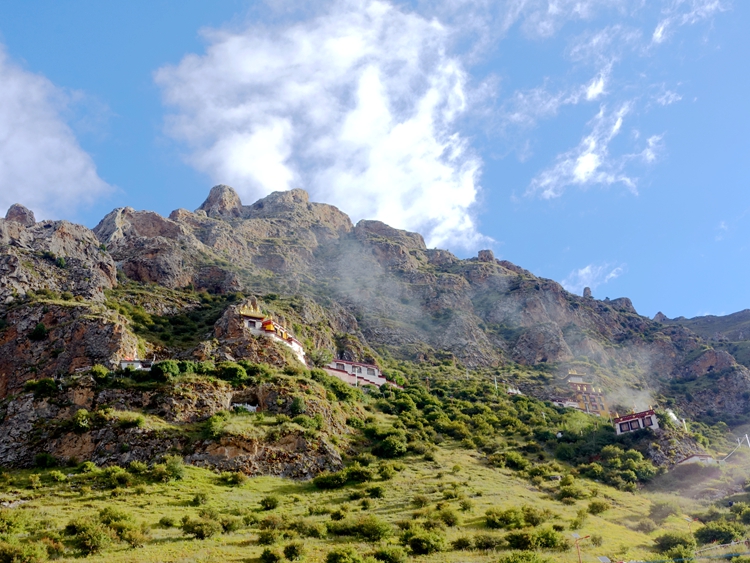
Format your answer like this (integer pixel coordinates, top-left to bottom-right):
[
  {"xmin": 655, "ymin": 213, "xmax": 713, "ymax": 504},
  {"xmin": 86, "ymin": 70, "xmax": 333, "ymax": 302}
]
[
  {"xmin": 526, "ymin": 104, "xmax": 639, "ymax": 198},
  {"xmin": 0, "ymin": 47, "xmax": 111, "ymax": 220},
  {"xmin": 155, "ymin": 0, "xmax": 485, "ymax": 249},
  {"xmin": 651, "ymin": 0, "xmax": 726, "ymax": 45},
  {"xmin": 562, "ymin": 262, "xmax": 625, "ymax": 295},
  {"xmin": 655, "ymin": 89, "xmax": 682, "ymax": 106}
]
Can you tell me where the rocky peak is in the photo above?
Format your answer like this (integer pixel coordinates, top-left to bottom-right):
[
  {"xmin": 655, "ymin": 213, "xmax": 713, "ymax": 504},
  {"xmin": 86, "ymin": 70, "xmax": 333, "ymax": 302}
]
[
  {"xmin": 5, "ymin": 204, "xmax": 35, "ymax": 227},
  {"xmin": 478, "ymin": 249, "xmax": 495, "ymax": 263},
  {"xmin": 354, "ymin": 220, "xmax": 426, "ymax": 250},
  {"xmin": 583, "ymin": 287, "xmax": 592, "ymax": 299},
  {"xmin": 197, "ymin": 185, "xmax": 243, "ymax": 218},
  {"xmin": 654, "ymin": 311, "xmax": 668, "ymax": 323},
  {"xmin": 245, "ymin": 189, "xmax": 310, "ymax": 217}
]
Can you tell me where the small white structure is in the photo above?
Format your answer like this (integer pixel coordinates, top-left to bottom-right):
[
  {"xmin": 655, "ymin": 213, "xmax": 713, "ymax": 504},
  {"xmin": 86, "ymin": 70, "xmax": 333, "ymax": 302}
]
[
  {"xmin": 119, "ymin": 359, "xmax": 151, "ymax": 371},
  {"xmin": 551, "ymin": 398, "xmax": 580, "ymax": 409},
  {"xmin": 239, "ymin": 302, "xmax": 306, "ymax": 365},
  {"xmin": 324, "ymin": 359, "xmax": 398, "ymax": 388},
  {"xmin": 677, "ymin": 454, "xmax": 716, "ymax": 465},
  {"xmin": 233, "ymin": 403, "xmax": 258, "ymax": 413},
  {"xmin": 613, "ymin": 409, "xmax": 659, "ymax": 435}
]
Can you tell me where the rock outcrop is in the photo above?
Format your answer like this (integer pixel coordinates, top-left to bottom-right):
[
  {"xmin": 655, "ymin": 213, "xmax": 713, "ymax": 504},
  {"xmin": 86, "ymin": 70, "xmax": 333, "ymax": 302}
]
[
  {"xmin": 5, "ymin": 204, "xmax": 35, "ymax": 227},
  {"xmin": 4, "ymin": 184, "xmax": 750, "ymax": 425},
  {"xmin": 0, "ymin": 218, "xmax": 117, "ymax": 304}
]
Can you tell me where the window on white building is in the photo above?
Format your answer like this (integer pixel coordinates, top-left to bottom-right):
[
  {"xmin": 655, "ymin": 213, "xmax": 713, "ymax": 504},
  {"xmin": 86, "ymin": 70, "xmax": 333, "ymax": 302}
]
[
  {"xmin": 336, "ymin": 363, "xmax": 345, "ymax": 370},
  {"xmin": 367, "ymin": 368, "xmax": 375, "ymax": 375},
  {"xmin": 619, "ymin": 423, "xmax": 629, "ymax": 433}
]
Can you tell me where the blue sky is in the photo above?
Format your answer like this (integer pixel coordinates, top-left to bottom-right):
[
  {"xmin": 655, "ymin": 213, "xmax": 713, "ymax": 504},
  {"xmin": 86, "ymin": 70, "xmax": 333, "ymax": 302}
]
[{"xmin": 0, "ymin": 1, "xmax": 746, "ymax": 320}]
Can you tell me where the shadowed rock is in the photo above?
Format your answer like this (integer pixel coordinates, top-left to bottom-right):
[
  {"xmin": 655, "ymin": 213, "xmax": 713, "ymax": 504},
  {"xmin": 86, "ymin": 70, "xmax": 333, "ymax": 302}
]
[
  {"xmin": 5, "ymin": 204, "xmax": 35, "ymax": 227},
  {"xmin": 197, "ymin": 184, "xmax": 243, "ymax": 218}
]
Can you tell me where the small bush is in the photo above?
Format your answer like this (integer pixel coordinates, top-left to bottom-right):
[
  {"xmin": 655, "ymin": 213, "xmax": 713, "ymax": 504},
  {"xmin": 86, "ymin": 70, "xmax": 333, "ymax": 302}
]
[
  {"xmin": 261, "ymin": 495, "xmax": 280, "ymax": 510},
  {"xmin": 451, "ymin": 536, "xmax": 473, "ymax": 550},
  {"xmin": 0, "ymin": 541, "xmax": 48, "ymax": 563},
  {"xmin": 654, "ymin": 532, "xmax": 696, "ymax": 553},
  {"xmin": 220, "ymin": 471, "xmax": 248, "ymax": 486},
  {"xmin": 326, "ymin": 546, "xmax": 363, "ymax": 563},
  {"xmin": 66, "ymin": 518, "xmax": 111, "ymax": 555},
  {"xmin": 158, "ymin": 516, "xmax": 176, "ymax": 528},
  {"xmin": 636, "ymin": 518, "xmax": 657, "ymax": 533},
  {"xmin": 406, "ymin": 529, "xmax": 445, "ymax": 555},
  {"xmin": 485, "ymin": 507, "xmax": 524, "ymax": 530},
  {"xmin": 284, "ymin": 542, "xmax": 304, "ymax": 561},
  {"xmin": 29, "ymin": 323, "xmax": 48, "ymax": 341},
  {"xmin": 261, "ymin": 548, "xmax": 284, "ymax": 563},
  {"xmin": 258, "ymin": 530, "xmax": 279, "ymax": 545},
  {"xmin": 583, "ymin": 497, "xmax": 608, "ymax": 513},
  {"xmin": 371, "ymin": 546, "xmax": 407, "ymax": 563},
  {"xmin": 498, "ymin": 553, "xmax": 551, "ymax": 563},
  {"xmin": 474, "ymin": 533, "xmax": 504, "ymax": 550},
  {"xmin": 181, "ymin": 517, "xmax": 221, "ymax": 540},
  {"xmin": 412, "ymin": 495, "xmax": 430, "ymax": 508},
  {"xmin": 694, "ymin": 520, "xmax": 745, "ymax": 545},
  {"xmin": 367, "ymin": 486, "xmax": 384, "ymax": 499},
  {"xmin": 34, "ymin": 453, "xmax": 58, "ymax": 468},
  {"xmin": 164, "ymin": 455, "xmax": 185, "ymax": 480}
]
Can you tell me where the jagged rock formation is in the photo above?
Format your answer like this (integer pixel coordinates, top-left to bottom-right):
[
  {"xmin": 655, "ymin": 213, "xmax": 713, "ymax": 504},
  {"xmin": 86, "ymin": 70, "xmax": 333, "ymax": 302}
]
[
  {"xmin": 5, "ymin": 204, "xmax": 36, "ymax": 227},
  {"xmin": 0, "ymin": 377, "xmax": 344, "ymax": 477},
  {"xmin": 3, "ymin": 185, "xmax": 750, "ymax": 424},
  {"xmin": 0, "ymin": 214, "xmax": 116, "ymax": 304},
  {"xmin": 0, "ymin": 302, "xmax": 139, "ymax": 397}
]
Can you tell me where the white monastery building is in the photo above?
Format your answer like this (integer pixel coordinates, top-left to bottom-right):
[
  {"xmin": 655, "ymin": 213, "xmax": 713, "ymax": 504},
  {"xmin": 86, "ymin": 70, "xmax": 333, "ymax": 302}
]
[
  {"xmin": 323, "ymin": 359, "xmax": 397, "ymax": 388},
  {"xmin": 613, "ymin": 409, "xmax": 659, "ymax": 435},
  {"xmin": 238, "ymin": 302, "xmax": 306, "ymax": 365}
]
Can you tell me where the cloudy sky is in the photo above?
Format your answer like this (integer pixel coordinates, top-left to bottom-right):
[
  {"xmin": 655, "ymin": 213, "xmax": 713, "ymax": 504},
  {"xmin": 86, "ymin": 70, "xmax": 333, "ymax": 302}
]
[{"xmin": 0, "ymin": 0, "xmax": 746, "ymax": 319}]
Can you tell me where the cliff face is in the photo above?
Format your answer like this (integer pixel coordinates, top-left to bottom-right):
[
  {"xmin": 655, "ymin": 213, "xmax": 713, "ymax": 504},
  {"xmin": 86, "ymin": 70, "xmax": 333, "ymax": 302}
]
[
  {"xmin": 0, "ymin": 211, "xmax": 117, "ymax": 304},
  {"xmin": 0, "ymin": 302, "xmax": 139, "ymax": 397},
  {"xmin": 2, "ymin": 185, "xmax": 750, "ymax": 424}
]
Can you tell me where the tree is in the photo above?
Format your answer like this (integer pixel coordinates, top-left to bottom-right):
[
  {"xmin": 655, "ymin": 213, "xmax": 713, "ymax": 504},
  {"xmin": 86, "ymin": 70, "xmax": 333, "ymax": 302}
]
[{"xmin": 29, "ymin": 323, "xmax": 48, "ymax": 341}]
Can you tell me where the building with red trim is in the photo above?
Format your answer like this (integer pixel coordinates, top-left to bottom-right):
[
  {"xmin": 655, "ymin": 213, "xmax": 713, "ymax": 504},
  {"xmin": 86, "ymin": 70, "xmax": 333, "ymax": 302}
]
[{"xmin": 613, "ymin": 409, "xmax": 659, "ymax": 435}]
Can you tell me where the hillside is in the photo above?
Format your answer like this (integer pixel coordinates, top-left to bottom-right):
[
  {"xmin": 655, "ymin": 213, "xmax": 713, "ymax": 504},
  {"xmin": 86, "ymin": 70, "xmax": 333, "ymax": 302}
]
[
  {"xmin": 3, "ymin": 186, "xmax": 750, "ymax": 428},
  {"xmin": 2, "ymin": 187, "xmax": 750, "ymax": 562}
]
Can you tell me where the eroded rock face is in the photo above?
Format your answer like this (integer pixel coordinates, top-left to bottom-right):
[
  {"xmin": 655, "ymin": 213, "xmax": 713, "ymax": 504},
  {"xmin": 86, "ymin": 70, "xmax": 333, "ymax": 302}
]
[
  {"xmin": 197, "ymin": 184, "xmax": 243, "ymax": 218},
  {"xmin": 0, "ymin": 378, "xmax": 345, "ymax": 478},
  {"xmin": 0, "ymin": 218, "xmax": 117, "ymax": 304},
  {"xmin": 0, "ymin": 303, "xmax": 138, "ymax": 397},
  {"xmin": 5, "ymin": 204, "xmax": 35, "ymax": 227}
]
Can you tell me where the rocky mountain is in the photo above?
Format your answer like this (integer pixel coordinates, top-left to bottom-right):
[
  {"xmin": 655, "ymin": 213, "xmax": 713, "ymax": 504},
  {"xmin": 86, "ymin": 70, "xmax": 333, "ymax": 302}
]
[{"xmin": 2, "ymin": 186, "xmax": 750, "ymax": 426}]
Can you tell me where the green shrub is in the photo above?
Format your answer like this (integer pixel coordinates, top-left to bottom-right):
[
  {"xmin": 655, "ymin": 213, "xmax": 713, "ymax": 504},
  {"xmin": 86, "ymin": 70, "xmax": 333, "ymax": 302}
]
[
  {"xmin": 534, "ymin": 528, "xmax": 569, "ymax": 550},
  {"xmin": 90, "ymin": 365, "xmax": 109, "ymax": 381},
  {"xmin": 283, "ymin": 542, "xmax": 304, "ymax": 561},
  {"xmin": 485, "ymin": 507, "xmax": 524, "ymax": 530},
  {"xmin": 451, "ymin": 536, "xmax": 473, "ymax": 550},
  {"xmin": 371, "ymin": 546, "xmax": 407, "ymax": 563},
  {"xmin": 124, "ymin": 461, "xmax": 146, "ymax": 475},
  {"xmin": 313, "ymin": 471, "xmax": 349, "ymax": 490},
  {"xmin": 473, "ymin": 534, "xmax": 504, "ymax": 550},
  {"xmin": 328, "ymin": 516, "xmax": 392, "ymax": 542},
  {"xmin": 325, "ymin": 546, "xmax": 363, "ymax": 563},
  {"xmin": 261, "ymin": 548, "xmax": 284, "ymax": 563},
  {"xmin": 373, "ymin": 435, "xmax": 407, "ymax": 458},
  {"xmin": 498, "ymin": 553, "xmax": 551, "ymax": 563},
  {"xmin": 367, "ymin": 486, "xmax": 384, "ymax": 499},
  {"xmin": 158, "ymin": 516, "xmax": 176, "ymax": 528},
  {"xmin": 261, "ymin": 495, "xmax": 280, "ymax": 510},
  {"xmin": 412, "ymin": 495, "xmax": 430, "ymax": 508},
  {"xmin": 29, "ymin": 323, "xmax": 48, "ymax": 341},
  {"xmin": 505, "ymin": 530, "xmax": 536, "ymax": 550},
  {"xmin": 694, "ymin": 520, "xmax": 745, "ymax": 545},
  {"xmin": 0, "ymin": 509, "xmax": 26, "ymax": 535},
  {"xmin": 654, "ymin": 532, "xmax": 696, "ymax": 553},
  {"xmin": 181, "ymin": 517, "xmax": 221, "ymax": 539},
  {"xmin": 98, "ymin": 506, "xmax": 132, "ymax": 526},
  {"xmin": 150, "ymin": 360, "xmax": 180, "ymax": 382},
  {"xmin": 164, "ymin": 455, "xmax": 185, "ymax": 480},
  {"xmin": 258, "ymin": 530, "xmax": 279, "ymax": 545},
  {"xmin": 34, "ymin": 453, "xmax": 57, "ymax": 468},
  {"xmin": 650, "ymin": 501, "xmax": 681, "ymax": 522},
  {"xmin": 29, "ymin": 379, "xmax": 57, "ymax": 399},
  {"xmin": 218, "ymin": 362, "xmax": 248, "ymax": 384},
  {"xmin": 220, "ymin": 471, "xmax": 248, "ymax": 486},
  {"xmin": 405, "ymin": 529, "xmax": 445, "ymax": 555},
  {"xmin": 504, "ymin": 451, "xmax": 530, "ymax": 471},
  {"xmin": 72, "ymin": 409, "xmax": 91, "ymax": 432},
  {"xmin": 587, "ymin": 500, "xmax": 610, "ymax": 515},
  {"xmin": 65, "ymin": 518, "xmax": 111, "ymax": 555},
  {"xmin": 0, "ymin": 541, "xmax": 48, "ymax": 563},
  {"xmin": 290, "ymin": 396, "xmax": 307, "ymax": 416}
]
